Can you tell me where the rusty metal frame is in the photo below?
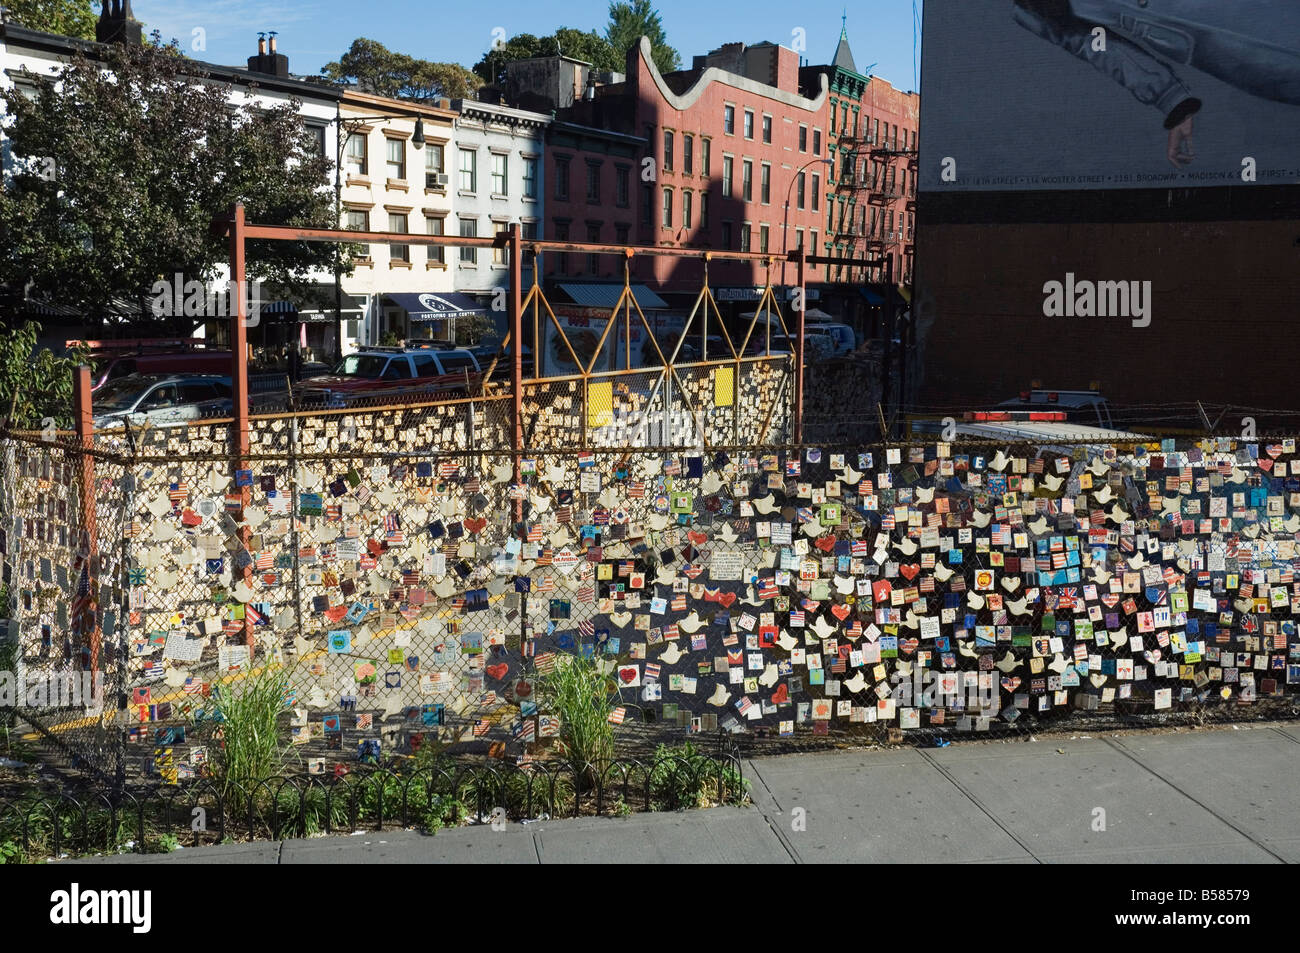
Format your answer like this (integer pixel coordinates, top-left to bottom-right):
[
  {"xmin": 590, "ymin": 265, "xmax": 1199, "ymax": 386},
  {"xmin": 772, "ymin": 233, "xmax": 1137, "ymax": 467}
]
[{"xmin": 212, "ymin": 206, "xmax": 807, "ymax": 465}]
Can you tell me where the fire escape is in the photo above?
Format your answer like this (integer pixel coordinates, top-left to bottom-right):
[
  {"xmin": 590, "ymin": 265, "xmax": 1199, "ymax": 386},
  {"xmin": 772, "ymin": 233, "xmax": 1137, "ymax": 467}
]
[{"xmin": 840, "ymin": 125, "xmax": 916, "ymax": 286}]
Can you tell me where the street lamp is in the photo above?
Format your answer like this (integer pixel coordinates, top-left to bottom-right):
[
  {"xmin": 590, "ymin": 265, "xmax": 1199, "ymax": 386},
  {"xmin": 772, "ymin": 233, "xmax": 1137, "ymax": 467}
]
[{"xmin": 782, "ymin": 157, "xmax": 834, "ymax": 290}]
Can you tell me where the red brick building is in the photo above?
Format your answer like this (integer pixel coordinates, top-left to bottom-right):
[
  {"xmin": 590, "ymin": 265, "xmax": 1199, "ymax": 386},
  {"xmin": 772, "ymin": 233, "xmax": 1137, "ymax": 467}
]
[{"xmin": 552, "ymin": 37, "xmax": 830, "ymax": 306}]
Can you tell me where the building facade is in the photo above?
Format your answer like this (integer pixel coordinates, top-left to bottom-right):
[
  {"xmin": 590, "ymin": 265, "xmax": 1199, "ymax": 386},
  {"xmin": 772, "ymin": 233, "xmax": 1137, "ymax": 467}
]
[
  {"xmin": 448, "ymin": 99, "xmax": 549, "ymax": 318},
  {"xmin": 338, "ymin": 90, "xmax": 459, "ymax": 350},
  {"xmin": 621, "ymin": 37, "xmax": 830, "ymax": 299}
]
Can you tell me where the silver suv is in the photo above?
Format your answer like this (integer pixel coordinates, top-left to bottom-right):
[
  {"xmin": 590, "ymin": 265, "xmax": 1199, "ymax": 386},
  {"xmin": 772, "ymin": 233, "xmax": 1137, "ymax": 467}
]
[{"xmin": 92, "ymin": 374, "xmax": 233, "ymax": 430}]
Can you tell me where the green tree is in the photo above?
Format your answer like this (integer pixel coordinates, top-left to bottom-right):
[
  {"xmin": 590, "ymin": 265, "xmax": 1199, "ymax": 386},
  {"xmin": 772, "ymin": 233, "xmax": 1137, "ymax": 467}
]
[
  {"xmin": 2, "ymin": 0, "xmax": 96, "ymax": 40},
  {"xmin": 322, "ymin": 38, "xmax": 482, "ymax": 100},
  {"xmin": 606, "ymin": 0, "xmax": 681, "ymax": 73},
  {"xmin": 0, "ymin": 40, "xmax": 339, "ymax": 334},
  {"xmin": 0, "ymin": 322, "xmax": 88, "ymax": 430}
]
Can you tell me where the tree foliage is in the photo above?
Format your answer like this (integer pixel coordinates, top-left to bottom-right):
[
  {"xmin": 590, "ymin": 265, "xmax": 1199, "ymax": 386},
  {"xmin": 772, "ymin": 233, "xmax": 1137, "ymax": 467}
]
[
  {"xmin": 2, "ymin": 0, "xmax": 96, "ymax": 40},
  {"xmin": 606, "ymin": 0, "xmax": 681, "ymax": 73},
  {"xmin": 0, "ymin": 322, "xmax": 88, "ymax": 430},
  {"xmin": 0, "ymin": 40, "xmax": 339, "ymax": 332},
  {"xmin": 471, "ymin": 2, "xmax": 681, "ymax": 84},
  {"xmin": 322, "ymin": 38, "xmax": 482, "ymax": 100}
]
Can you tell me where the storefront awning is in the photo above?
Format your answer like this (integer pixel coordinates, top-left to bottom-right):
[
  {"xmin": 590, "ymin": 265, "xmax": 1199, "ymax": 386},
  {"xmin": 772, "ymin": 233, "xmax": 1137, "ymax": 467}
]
[
  {"xmin": 386, "ymin": 292, "xmax": 487, "ymax": 322},
  {"xmin": 558, "ymin": 283, "xmax": 668, "ymax": 310}
]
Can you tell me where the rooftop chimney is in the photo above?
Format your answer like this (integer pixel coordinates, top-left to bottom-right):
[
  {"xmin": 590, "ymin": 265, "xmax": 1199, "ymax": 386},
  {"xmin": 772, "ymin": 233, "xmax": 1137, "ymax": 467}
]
[
  {"xmin": 96, "ymin": 0, "xmax": 143, "ymax": 46},
  {"xmin": 247, "ymin": 30, "xmax": 289, "ymax": 78}
]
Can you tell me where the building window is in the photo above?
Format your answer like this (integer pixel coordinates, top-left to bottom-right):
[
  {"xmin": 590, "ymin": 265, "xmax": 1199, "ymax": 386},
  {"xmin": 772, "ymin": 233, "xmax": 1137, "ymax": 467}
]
[
  {"xmin": 522, "ymin": 221, "xmax": 538, "ymax": 240},
  {"xmin": 346, "ymin": 132, "xmax": 367, "ymax": 175},
  {"xmin": 830, "ymin": 102, "xmax": 837, "ymax": 134},
  {"xmin": 759, "ymin": 223, "xmax": 769, "ymax": 253},
  {"xmin": 555, "ymin": 156, "xmax": 571, "ymax": 200},
  {"xmin": 426, "ymin": 215, "xmax": 445, "ymax": 264},
  {"xmin": 491, "ymin": 153, "xmax": 508, "ymax": 195},
  {"xmin": 722, "ymin": 157, "xmax": 733, "ymax": 198},
  {"xmin": 701, "ymin": 138, "xmax": 710, "ymax": 176},
  {"xmin": 683, "ymin": 191, "xmax": 693, "ymax": 229},
  {"xmin": 615, "ymin": 223, "xmax": 630, "ymax": 245},
  {"xmin": 873, "ymin": 119, "xmax": 880, "ymax": 145},
  {"xmin": 798, "ymin": 125, "xmax": 808, "ymax": 153},
  {"xmin": 683, "ymin": 134, "xmax": 693, "ymax": 175},
  {"xmin": 841, "ymin": 104, "xmax": 849, "ymax": 135},
  {"xmin": 389, "ymin": 212, "xmax": 409, "ymax": 262},
  {"xmin": 555, "ymin": 221, "xmax": 569, "ymax": 274},
  {"xmin": 812, "ymin": 173, "xmax": 820, "ymax": 212},
  {"xmin": 795, "ymin": 227, "xmax": 804, "ymax": 250},
  {"xmin": 743, "ymin": 110, "xmax": 754, "ymax": 140},
  {"xmin": 586, "ymin": 162, "xmax": 601, "ymax": 203},
  {"xmin": 640, "ymin": 185, "xmax": 652, "ymax": 225},
  {"xmin": 459, "ymin": 148, "xmax": 476, "ymax": 192},
  {"xmin": 761, "ymin": 115, "xmax": 772, "ymax": 144},
  {"xmin": 739, "ymin": 224, "xmax": 751, "ymax": 252},
  {"xmin": 760, "ymin": 163, "xmax": 770, "ymax": 204},
  {"xmin": 386, "ymin": 138, "xmax": 405, "ymax": 180},
  {"xmin": 723, "ymin": 104, "xmax": 735, "ymax": 135},
  {"xmin": 843, "ymin": 151, "xmax": 854, "ymax": 180},
  {"xmin": 493, "ymin": 226, "xmax": 511, "ymax": 266},
  {"xmin": 813, "ymin": 129, "xmax": 822, "ymax": 155},
  {"xmin": 661, "ymin": 187, "xmax": 673, "ymax": 228},
  {"xmin": 741, "ymin": 160, "xmax": 752, "ymax": 201},
  {"xmin": 346, "ymin": 208, "xmax": 369, "ymax": 257},
  {"xmin": 523, "ymin": 156, "xmax": 538, "ymax": 198},
  {"xmin": 587, "ymin": 223, "xmax": 601, "ymax": 274},
  {"xmin": 721, "ymin": 221, "xmax": 733, "ymax": 248},
  {"xmin": 699, "ymin": 191, "xmax": 709, "ymax": 229},
  {"xmin": 796, "ymin": 172, "xmax": 806, "ymax": 210},
  {"xmin": 663, "ymin": 130, "xmax": 674, "ymax": 172},
  {"xmin": 459, "ymin": 217, "xmax": 477, "ymax": 264},
  {"xmin": 616, "ymin": 166, "xmax": 630, "ymax": 207}
]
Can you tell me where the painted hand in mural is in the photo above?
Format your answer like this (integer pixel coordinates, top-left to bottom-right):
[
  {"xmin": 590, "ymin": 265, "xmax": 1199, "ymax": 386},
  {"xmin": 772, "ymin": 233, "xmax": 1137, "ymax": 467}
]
[{"xmin": 1013, "ymin": 0, "xmax": 1300, "ymax": 169}]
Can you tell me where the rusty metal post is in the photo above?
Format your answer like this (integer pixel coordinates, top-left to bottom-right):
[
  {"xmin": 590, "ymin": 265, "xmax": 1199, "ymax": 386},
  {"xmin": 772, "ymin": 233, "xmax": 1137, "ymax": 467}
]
[
  {"xmin": 509, "ymin": 223, "xmax": 523, "ymax": 498},
  {"xmin": 794, "ymin": 247, "xmax": 807, "ymax": 444},
  {"xmin": 229, "ymin": 203, "xmax": 254, "ymax": 651},
  {"xmin": 73, "ymin": 365, "xmax": 100, "ymax": 675}
]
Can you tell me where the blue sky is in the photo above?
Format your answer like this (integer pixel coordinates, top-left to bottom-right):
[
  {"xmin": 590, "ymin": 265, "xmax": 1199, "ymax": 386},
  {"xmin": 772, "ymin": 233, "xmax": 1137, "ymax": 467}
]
[{"xmin": 132, "ymin": 0, "xmax": 924, "ymax": 92}]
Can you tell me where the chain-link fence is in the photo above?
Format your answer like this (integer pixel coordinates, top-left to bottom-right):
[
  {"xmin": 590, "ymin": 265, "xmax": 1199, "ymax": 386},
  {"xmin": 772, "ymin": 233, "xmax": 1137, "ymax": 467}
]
[{"xmin": 5, "ymin": 404, "xmax": 1299, "ymax": 789}]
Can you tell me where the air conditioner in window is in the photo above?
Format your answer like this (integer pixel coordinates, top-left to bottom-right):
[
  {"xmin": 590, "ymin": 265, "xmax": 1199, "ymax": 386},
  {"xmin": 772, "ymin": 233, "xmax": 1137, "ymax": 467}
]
[{"xmin": 427, "ymin": 172, "xmax": 450, "ymax": 189}]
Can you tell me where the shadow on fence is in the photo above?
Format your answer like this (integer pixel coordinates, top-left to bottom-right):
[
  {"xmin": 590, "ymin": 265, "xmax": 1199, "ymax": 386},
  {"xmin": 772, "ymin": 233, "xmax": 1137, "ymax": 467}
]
[{"xmin": 0, "ymin": 744, "xmax": 748, "ymax": 862}]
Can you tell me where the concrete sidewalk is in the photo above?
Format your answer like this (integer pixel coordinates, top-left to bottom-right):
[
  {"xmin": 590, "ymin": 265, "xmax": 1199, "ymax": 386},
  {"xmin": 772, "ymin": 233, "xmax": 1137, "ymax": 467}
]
[{"xmin": 73, "ymin": 722, "xmax": 1300, "ymax": 864}]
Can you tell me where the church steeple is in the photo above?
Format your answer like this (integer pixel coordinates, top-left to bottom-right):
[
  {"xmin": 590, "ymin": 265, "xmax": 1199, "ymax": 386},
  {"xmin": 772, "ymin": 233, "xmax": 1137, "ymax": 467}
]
[{"xmin": 832, "ymin": 14, "xmax": 857, "ymax": 73}]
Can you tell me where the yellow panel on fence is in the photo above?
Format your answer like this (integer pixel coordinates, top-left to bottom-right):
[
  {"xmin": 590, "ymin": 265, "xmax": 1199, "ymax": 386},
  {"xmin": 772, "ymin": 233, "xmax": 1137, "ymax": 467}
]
[
  {"xmin": 714, "ymin": 366, "xmax": 735, "ymax": 407},
  {"xmin": 588, "ymin": 380, "xmax": 613, "ymax": 428}
]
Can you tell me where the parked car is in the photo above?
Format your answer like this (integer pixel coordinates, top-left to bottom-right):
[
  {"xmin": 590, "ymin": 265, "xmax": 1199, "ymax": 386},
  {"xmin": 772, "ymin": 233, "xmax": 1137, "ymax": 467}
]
[
  {"xmin": 91, "ymin": 350, "xmax": 233, "ymax": 391},
  {"xmin": 294, "ymin": 346, "xmax": 482, "ymax": 407},
  {"xmin": 92, "ymin": 374, "xmax": 233, "ymax": 430},
  {"xmin": 996, "ymin": 389, "xmax": 1115, "ymax": 429},
  {"xmin": 804, "ymin": 321, "xmax": 857, "ymax": 356}
]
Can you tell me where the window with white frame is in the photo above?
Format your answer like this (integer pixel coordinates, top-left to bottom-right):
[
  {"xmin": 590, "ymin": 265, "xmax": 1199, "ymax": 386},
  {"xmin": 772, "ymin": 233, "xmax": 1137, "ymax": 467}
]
[
  {"xmin": 386, "ymin": 138, "xmax": 406, "ymax": 180},
  {"xmin": 459, "ymin": 148, "xmax": 477, "ymax": 192}
]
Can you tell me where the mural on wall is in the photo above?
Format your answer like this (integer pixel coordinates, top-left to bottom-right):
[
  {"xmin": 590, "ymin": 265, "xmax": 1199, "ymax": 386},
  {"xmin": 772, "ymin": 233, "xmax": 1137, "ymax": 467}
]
[{"xmin": 8, "ymin": 426, "xmax": 1300, "ymax": 777}]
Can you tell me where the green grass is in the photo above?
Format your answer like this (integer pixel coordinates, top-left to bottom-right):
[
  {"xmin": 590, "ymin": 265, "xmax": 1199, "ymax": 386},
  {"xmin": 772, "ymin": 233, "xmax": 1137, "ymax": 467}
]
[
  {"xmin": 538, "ymin": 652, "xmax": 618, "ymax": 784},
  {"xmin": 192, "ymin": 663, "xmax": 298, "ymax": 801}
]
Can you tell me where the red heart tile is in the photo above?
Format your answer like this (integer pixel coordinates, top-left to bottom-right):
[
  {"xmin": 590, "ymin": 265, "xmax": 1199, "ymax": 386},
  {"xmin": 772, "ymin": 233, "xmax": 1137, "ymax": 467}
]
[
  {"xmin": 717, "ymin": 591, "xmax": 737, "ymax": 609},
  {"xmin": 831, "ymin": 604, "xmax": 851, "ymax": 621},
  {"xmin": 1000, "ymin": 676, "xmax": 1021, "ymax": 693},
  {"xmin": 815, "ymin": 534, "xmax": 837, "ymax": 553},
  {"xmin": 688, "ymin": 530, "xmax": 708, "ymax": 546},
  {"xmin": 771, "ymin": 683, "xmax": 788, "ymax": 704},
  {"xmin": 486, "ymin": 663, "xmax": 509, "ymax": 680},
  {"xmin": 899, "ymin": 563, "xmax": 920, "ymax": 581},
  {"xmin": 618, "ymin": 666, "xmax": 638, "ymax": 683},
  {"xmin": 899, "ymin": 637, "xmax": 919, "ymax": 655},
  {"xmin": 464, "ymin": 517, "xmax": 487, "ymax": 534}
]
